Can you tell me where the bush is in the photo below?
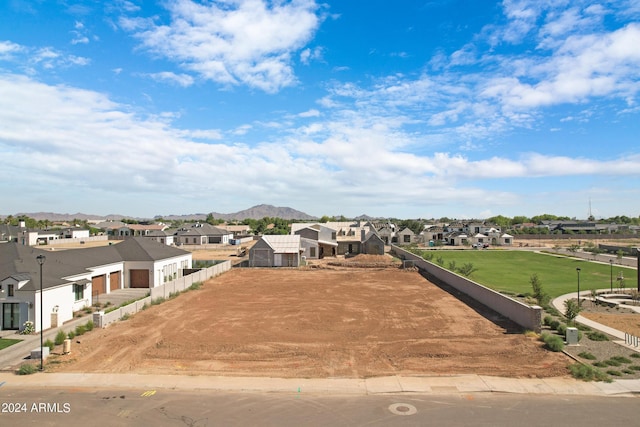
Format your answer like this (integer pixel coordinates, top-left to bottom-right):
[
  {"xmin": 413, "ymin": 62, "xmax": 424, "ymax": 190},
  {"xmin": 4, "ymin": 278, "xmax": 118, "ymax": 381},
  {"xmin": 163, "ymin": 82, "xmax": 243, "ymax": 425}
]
[
  {"xmin": 54, "ymin": 330, "xmax": 67, "ymax": 345},
  {"xmin": 587, "ymin": 332, "xmax": 609, "ymax": 341},
  {"xmin": 543, "ymin": 315, "xmax": 554, "ymax": 326},
  {"xmin": 85, "ymin": 320, "xmax": 94, "ymax": 331},
  {"xmin": 605, "ymin": 359, "xmax": 621, "ymax": 367},
  {"xmin": 44, "ymin": 339, "xmax": 54, "ymax": 351},
  {"xmin": 67, "ymin": 331, "xmax": 76, "ymax": 339},
  {"xmin": 606, "ymin": 370, "xmax": 622, "ymax": 376},
  {"xmin": 593, "ymin": 361, "xmax": 608, "ymax": 368},
  {"xmin": 541, "ymin": 333, "xmax": 564, "ymax": 352},
  {"xmin": 578, "ymin": 352, "xmax": 597, "ymax": 360},
  {"xmin": 189, "ymin": 281, "xmax": 203, "ymax": 291},
  {"xmin": 569, "ymin": 363, "xmax": 610, "ymax": 382},
  {"xmin": 629, "ymin": 365, "xmax": 640, "ymax": 371},
  {"xmin": 630, "ymin": 353, "xmax": 640, "ymax": 359},
  {"xmin": 120, "ymin": 313, "xmax": 130, "ymax": 321},
  {"xmin": 17, "ymin": 363, "xmax": 38, "ymax": 375},
  {"xmin": 611, "ymin": 356, "xmax": 632, "ymax": 364},
  {"xmin": 75, "ymin": 325, "xmax": 86, "ymax": 336},
  {"xmin": 556, "ymin": 324, "xmax": 567, "ymax": 336},
  {"xmin": 548, "ymin": 320, "xmax": 560, "ymax": 330}
]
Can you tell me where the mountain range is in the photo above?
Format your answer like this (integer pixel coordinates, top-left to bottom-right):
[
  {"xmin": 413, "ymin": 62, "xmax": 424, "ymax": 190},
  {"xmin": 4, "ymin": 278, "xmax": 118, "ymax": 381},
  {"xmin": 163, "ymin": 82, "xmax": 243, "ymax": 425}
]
[{"xmin": 6, "ymin": 205, "xmax": 318, "ymax": 222}]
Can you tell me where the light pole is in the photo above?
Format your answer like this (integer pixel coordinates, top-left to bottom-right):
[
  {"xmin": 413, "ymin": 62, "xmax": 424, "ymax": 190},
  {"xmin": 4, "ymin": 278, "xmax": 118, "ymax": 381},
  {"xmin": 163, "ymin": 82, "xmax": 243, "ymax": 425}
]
[
  {"xmin": 609, "ymin": 259, "xmax": 613, "ymax": 293},
  {"xmin": 36, "ymin": 254, "xmax": 46, "ymax": 371},
  {"xmin": 576, "ymin": 267, "xmax": 581, "ymax": 308}
]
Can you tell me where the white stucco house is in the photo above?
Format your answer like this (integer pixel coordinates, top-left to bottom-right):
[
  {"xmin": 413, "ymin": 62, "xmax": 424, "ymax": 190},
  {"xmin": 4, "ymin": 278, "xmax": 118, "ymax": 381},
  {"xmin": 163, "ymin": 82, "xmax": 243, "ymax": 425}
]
[{"xmin": 0, "ymin": 238, "xmax": 192, "ymax": 333}]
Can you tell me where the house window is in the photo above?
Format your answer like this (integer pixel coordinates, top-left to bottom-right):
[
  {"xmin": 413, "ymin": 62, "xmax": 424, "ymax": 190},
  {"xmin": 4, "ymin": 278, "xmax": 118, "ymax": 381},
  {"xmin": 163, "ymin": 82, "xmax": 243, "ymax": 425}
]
[
  {"xmin": 403, "ymin": 235, "xmax": 411, "ymax": 243},
  {"xmin": 8, "ymin": 284, "xmax": 14, "ymax": 297},
  {"xmin": 331, "ymin": 232, "xmax": 336, "ymax": 239},
  {"xmin": 310, "ymin": 247, "xmax": 316, "ymax": 257},
  {"xmin": 73, "ymin": 284, "xmax": 83, "ymax": 301}
]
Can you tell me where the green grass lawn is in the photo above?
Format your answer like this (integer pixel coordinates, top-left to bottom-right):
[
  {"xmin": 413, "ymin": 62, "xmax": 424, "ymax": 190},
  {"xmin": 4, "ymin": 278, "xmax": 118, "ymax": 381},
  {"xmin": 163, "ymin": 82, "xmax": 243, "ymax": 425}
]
[
  {"xmin": 0, "ymin": 338, "xmax": 22, "ymax": 350},
  {"xmin": 414, "ymin": 250, "xmax": 638, "ymax": 298}
]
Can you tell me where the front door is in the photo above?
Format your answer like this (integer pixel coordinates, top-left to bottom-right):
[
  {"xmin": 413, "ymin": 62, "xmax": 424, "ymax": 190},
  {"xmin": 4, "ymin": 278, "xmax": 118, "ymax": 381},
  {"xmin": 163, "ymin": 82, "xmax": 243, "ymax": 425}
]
[{"xmin": 2, "ymin": 303, "xmax": 20, "ymax": 330}]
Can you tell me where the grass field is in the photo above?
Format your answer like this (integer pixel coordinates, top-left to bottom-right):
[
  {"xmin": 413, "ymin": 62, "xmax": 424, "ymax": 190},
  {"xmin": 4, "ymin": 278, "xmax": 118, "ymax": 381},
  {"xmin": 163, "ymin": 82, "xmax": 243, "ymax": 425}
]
[
  {"xmin": 413, "ymin": 250, "xmax": 638, "ymax": 298},
  {"xmin": 0, "ymin": 338, "xmax": 22, "ymax": 350}
]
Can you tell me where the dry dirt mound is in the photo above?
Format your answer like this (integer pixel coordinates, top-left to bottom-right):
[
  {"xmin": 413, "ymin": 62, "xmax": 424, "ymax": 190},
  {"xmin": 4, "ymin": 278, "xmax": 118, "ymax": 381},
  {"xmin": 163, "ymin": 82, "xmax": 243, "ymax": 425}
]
[
  {"xmin": 48, "ymin": 268, "xmax": 570, "ymax": 378},
  {"xmin": 326, "ymin": 254, "xmax": 401, "ymax": 268}
]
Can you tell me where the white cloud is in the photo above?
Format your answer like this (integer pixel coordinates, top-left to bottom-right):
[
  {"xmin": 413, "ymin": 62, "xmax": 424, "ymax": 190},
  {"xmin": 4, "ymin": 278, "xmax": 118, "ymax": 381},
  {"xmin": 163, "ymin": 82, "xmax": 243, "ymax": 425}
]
[
  {"xmin": 146, "ymin": 71, "xmax": 195, "ymax": 87},
  {"xmin": 120, "ymin": 0, "xmax": 322, "ymax": 93},
  {"xmin": 298, "ymin": 109, "xmax": 320, "ymax": 118},
  {"xmin": 300, "ymin": 46, "xmax": 323, "ymax": 64}
]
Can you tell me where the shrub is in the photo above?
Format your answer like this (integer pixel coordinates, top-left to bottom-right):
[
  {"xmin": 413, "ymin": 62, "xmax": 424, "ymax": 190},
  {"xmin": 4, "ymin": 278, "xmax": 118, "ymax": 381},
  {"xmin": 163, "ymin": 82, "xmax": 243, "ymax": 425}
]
[
  {"xmin": 578, "ymin": 352, "xmax": 597, "ymax": 360},
  {"xmin": 604, "ymin": 359, "xmax": 621, "ymax": 367},
  {"xmin": 611, "ymin": 356, "xmax": 632, "ymax": 364},
  {"xmin": 189, "ymin": 281, "xmax": 203, "ymax": 291},
  {"xmin": 75, "ymin": 325, "xmax": 86, "ymax": 336},
  {"xmin": 541, "ymin": 333, "xmax": 564, "ymax": 352},
  {"xmin": 543, "ymin": 315, "xmax": 553, "ymax": 326},
  {"xmin": 85, "ymin": 320, "xmax": 94, "ymax": 331},
  {"xmin": 556, "ymin": 324, "xmax": 567, "ymax": 336},
  {"xmin": 54, "ymin": 330, "xmax": 67, "ymax": 345},
  {"xmin": 21, "ymin": 321, "xmax": 35, "ymax": 335},
  {"xmin": 593, "ymin": 361, "xmax": 608, "ymax": 368},
  {"xmin": 548, "ymin": 320, "xmax": 560, "ymax": 330},
  {"xmin": 44, "ymin": 339, "xmax": 54, "ymax": 351},
  {"xmin": 17, "ymin": 363, "xmax": 38, "ymax": 375},
  {"xmin": 587, "ymin": 332, "xmax": 609, "ymax": 341},
  {"xmin": 544, "ymin": 306, "xmax": 561, "ymax": 317},
  {"xmin": 576, "ymin": 324, "xmax": 591, "ymax": 332},
  {"xmin": 120, "ymin": 313, "xmax": 130, "ymax": 321},
  {"xmin": 629, "ymin": 365, "xmax": 640, "ymax": 371},
  {"xmin": 67, "ymin": 331, "xmax": 76, "ymax": 340},
  {"xmin": 630, "ymin": 353, "xmax": 640, "ymax": 359},
  {"xmin": 569, "ymin": 363, "xmax": 609, "ymax": 382},
  {"xmin": 564, "ymin": 299, "xmax": 580, "ymax": 323},
  {"xmin": 607, "ymin": 370, "xmax": 622, "ymax": 376},
  {"xmin": 623, "ymin": 369, "xmax": 634, "ymax": 374}
]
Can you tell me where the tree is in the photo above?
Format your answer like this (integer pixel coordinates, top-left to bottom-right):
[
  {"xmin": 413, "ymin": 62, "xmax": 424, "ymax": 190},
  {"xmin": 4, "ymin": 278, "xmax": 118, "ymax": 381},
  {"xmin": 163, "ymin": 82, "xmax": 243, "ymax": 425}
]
[
  {"xmin": 530, "ymin": 273, "xmax": 549, "ymax": 306},
  {"xmin": 458, "ymin": 262, "xmax": 478, "ymax": 277},
  {"xmin": 564, "ymin": 299, "xmax": 581, "ymax": 324}
]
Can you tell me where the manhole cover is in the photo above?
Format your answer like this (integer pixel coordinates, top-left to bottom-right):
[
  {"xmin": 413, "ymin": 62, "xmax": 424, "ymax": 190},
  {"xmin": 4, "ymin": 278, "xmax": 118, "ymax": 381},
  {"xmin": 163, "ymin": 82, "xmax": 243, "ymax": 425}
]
[{"xmin": 388, "ymin": 403, "xmax": 417, "ymax": 416}]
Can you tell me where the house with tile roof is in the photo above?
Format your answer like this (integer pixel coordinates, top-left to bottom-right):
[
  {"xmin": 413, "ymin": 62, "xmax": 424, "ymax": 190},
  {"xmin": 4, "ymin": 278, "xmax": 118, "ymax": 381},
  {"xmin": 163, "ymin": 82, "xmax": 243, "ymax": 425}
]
[{"xmin": 0, "ymin": 238, "xmax": 192, "ymax": 333}]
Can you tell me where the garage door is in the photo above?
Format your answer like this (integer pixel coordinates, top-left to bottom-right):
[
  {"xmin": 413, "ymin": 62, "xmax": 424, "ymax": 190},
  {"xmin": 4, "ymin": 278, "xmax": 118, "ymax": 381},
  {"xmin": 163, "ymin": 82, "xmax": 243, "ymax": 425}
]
[
  {"xmin": 130, "ymin": 269, "xmax": 150, "ymax": 288},
  {"xmin": 109, "ymin": 271, "xmax": 121, "ymax": 291},
  {"xmin": 92, "ymin": 275, "xmax": 106, "ymax": 296}
]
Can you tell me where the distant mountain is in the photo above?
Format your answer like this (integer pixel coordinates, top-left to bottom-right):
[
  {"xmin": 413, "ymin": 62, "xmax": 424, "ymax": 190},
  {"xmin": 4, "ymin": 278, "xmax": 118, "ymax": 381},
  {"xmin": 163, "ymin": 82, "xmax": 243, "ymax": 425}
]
[
  {"xmin": 5, "ymin": 205, "xmax": 317, "ymax": 222},
  {"xmin": 160, "ymin": 204, "xmax": 317, "ymax": 221}
]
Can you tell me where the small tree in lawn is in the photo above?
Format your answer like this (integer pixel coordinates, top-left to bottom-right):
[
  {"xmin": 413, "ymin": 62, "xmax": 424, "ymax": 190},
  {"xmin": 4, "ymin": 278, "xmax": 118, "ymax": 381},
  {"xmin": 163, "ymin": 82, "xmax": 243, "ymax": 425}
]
[
  {"xmin": 530, "ymin": 273, "xmax": 549, "ymax": 306},
  {"xmin": 564, "ymin": 299, "xmax": 581, "ymax": 325}
]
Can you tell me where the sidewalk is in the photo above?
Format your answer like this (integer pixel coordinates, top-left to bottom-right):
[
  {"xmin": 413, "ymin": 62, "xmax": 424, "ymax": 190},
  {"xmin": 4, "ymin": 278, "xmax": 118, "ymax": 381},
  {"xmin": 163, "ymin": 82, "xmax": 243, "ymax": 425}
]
[
  {"xmin": 2, "ymin": 295, "xmax": 640, "ymax": 397},
  {"xmin": 0, "ymin": 314, "xmax": 94, "ymax": 371},
  {"xmin": 1, "ymin": 371, "xmax": 639, "ymax": 397}
]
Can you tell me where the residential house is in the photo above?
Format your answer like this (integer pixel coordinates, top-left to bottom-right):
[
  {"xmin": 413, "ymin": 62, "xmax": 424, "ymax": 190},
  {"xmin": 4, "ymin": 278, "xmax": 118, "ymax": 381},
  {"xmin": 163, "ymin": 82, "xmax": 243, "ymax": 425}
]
[
  {"xmin": 396, "ymin": 227, "xmax": 416, "ymax": 245},
  {"xmin": 249, "ymin": 235, "xmax": 302, "ymax": 267},
  {"xmin": 175, "ymin": 223, "xmax": 233, "ymax": 245},
  {"xmin": 0, "ymin": 238, "xmax": 192, "ymax": 333},
  {"xmin": 293, "ymin": 224, "xmax": 338, "ymax": 259}
]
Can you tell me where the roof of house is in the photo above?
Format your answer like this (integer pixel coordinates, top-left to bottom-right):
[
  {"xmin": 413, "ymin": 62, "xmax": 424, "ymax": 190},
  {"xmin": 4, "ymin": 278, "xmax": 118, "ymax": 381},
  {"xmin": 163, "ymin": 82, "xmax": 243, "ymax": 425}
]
[
  {"xmin": 1, "ymin": 238, "xmax": 190, "ymax": 291},
  {"xmin": 260, "ymin": 235, "xmax": 301, "ymax": 253}
]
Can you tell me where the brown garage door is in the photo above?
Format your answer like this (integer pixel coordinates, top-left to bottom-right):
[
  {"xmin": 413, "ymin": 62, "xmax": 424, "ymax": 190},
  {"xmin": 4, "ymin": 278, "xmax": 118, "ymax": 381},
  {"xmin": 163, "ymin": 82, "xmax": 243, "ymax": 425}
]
[
  {"xmin": 92, "ymin": 275, "xmax": 106, "ymax": 296},
  {"xmin": 110, "ymin": 271, "xmax": 121, "ymax": 291},
  {"xmin": 130, "ymin": 269, "xmax": 150, "ymax": 288}
]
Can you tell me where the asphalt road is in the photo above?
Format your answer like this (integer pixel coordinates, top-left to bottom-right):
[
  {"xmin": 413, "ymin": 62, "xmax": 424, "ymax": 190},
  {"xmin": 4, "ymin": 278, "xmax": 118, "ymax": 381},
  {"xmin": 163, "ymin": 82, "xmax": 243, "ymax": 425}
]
[{"xmin": 0, "ymin": 388, "xmax": 637, "ymax": 426}]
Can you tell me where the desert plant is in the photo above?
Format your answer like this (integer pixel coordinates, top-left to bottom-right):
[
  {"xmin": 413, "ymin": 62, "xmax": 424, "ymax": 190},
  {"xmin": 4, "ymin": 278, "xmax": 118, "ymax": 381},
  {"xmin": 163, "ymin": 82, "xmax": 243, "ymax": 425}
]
[
  {"xmin": 44, "ymin": 339, "xmax": 54, "ymax": 351},
  {"xmin": 54, "ymin": 330, "xmax": 66, "ymax": 345},
  {"xmin": 457, "ymin": 262, "xmax": 478, "ymax": 277},
  {"xmin": 606, "ymin": 370, "xmax": 622, "ymax": 376},
  {"xmin": 20, "ymin": 321, "xmax": 35, "ymax": 335},
  {"xmin": 630, "ymin": 354, "xmax": 640, "ymax": 359},
  {"xmin": 611, "ymin": 356, "xmax": 632, "ymax": 364},
  {"xmin": 604, "ymin": 359, "xmax": 621, "ymax": 367},
  {"xmin": 543, "ymin": 315, "xmax": 553, "ymax": 326},
  {"xmin": 593, "ymin": 361, "xmax": 608, "ymax": 368},
  {"xmin": 548, "ymin": 319, "xmax": 560, "ymax": 330},
  {"xmin": 189, "ymin": 281, "xmax": 203, "ymax": 291},
  {"xmin": 629, "ymin": 365, "xmax": 640, "ymax": 371},
  {"xmin": 85, "ymin": 320, "xmax": 94, "ymax": 331},
  {"xmin": 17, "ymin": 363, "xmax": 38, "ymax": 375},
  {"xmin": 578, "ymin": 352, "xmax": 596, "ymax": 360},
  {"xmin": 568, "ymin": 363, "xmax": 609, "ymax": 382},
  {"xmin": 587, "ymin": 331, "xmax": 609, "ymax": 341},
  {"xmin": 541, "ymin": 333, "xmax": 564, "ymax": 352},
  {"xmin": 120, "ymin": 313, "xmax": 130, "ymax": 321},
  {"xmin": 75, "ymin": 325, "xmax": 86, "ymax": 336},
  {"xmin": 67, "ymin": 331, "xmax": 76, "ymax": 339}
]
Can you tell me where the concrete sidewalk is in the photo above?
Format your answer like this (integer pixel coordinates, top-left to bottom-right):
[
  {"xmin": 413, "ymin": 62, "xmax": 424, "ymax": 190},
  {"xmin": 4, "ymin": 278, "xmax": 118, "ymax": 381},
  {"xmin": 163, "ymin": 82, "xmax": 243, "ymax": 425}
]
[
  {"xmin": 0, "ymin": 372, "xmax": 639, "ymax": 397},
  {"xmin": 0, "ymin": 314, "xmax": 94, "ymax": 371}
]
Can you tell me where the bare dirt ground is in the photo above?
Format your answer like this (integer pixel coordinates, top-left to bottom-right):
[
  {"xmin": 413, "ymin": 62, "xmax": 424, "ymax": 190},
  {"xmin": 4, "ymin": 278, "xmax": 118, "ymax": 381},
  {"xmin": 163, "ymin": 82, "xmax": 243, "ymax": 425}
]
[{"xmin": 49, "ymin": 258, "xmax": 570, "ymax": 379}]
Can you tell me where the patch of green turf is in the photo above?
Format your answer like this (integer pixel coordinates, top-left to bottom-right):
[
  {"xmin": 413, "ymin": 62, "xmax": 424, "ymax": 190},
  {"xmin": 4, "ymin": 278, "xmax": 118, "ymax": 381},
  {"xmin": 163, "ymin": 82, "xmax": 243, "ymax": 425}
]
[
  {"xmin": 0, "ymin": 338, "xmax": 23, "ymax": 350},
  {"xmin": 411, "ymin": 250, "xmax": 637, "ymax": 298}
]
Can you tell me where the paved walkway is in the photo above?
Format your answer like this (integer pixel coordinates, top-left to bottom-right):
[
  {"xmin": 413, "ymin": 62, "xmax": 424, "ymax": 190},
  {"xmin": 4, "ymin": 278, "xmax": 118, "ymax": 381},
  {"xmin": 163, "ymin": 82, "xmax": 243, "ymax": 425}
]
[{"xmin": 1, "ymin": 294, "xmax": 640, "ymax": 397}]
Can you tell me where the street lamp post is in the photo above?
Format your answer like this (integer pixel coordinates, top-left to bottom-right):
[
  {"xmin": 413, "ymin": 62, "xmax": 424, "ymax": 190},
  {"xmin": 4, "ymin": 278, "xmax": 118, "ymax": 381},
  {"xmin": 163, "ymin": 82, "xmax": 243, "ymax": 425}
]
[
  {"xmin": 576, "ymin": 267, "xmax": 581, "ymax": 308},
  {"xmin": 610, "ymin": 259, "xmax": 613, "ymax": 293},
  {"xmin": 36, "ymin": 254, "xmax": 46, "ymax": 371}
]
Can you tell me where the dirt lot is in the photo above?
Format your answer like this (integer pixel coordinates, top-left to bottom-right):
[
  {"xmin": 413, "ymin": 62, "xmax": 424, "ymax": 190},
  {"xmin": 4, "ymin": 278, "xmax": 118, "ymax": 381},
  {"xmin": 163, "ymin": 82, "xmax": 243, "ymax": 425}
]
[{"xmin": 49, "ymin": 259, "xmax": 570, "ymax": 378}]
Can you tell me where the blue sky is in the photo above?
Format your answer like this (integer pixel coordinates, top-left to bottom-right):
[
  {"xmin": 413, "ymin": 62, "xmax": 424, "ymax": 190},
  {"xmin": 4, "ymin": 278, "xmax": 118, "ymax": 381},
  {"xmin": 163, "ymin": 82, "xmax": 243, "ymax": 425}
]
[{"xmin": 1, "ymin": 0, "xmax": 639, "ymax": 220}]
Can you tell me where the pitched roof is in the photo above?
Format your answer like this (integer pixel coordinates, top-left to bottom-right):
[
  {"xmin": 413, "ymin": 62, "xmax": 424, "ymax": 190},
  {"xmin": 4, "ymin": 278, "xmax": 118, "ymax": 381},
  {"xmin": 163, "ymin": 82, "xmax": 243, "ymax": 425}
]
[{"xmin": 261, "ymin": 235, "xmax": 301, "ymax": 253}]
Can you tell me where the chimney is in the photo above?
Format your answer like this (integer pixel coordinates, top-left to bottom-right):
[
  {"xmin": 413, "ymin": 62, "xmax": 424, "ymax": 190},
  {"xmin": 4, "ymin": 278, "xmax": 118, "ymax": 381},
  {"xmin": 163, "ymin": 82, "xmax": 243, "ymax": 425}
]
[
  {"xmin": 19, "ymin": 220, "xmax": 26, "ymax": 228},
  {"xmin": 361, "ymin": 229, "xmax": 366, "ymax": 241}
]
